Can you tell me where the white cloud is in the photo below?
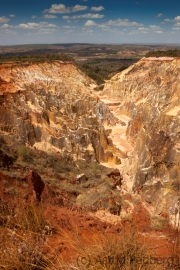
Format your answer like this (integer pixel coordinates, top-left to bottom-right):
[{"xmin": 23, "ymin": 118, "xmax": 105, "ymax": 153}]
[
  {"xmin": 39, "ymin": 31, "xmax": 52, "ymax": 34},
  {"xmin": 39, "ymin": 28, "xmax": 58, "ymax": 32},
  {"xmin": 38, "ymin": 28, "xmax": 57, "ymax": 34},
  {"xmin": 17, "ymin": 23, "xmax": 40, "ymax": 29},
  {"xmin": 1, "ymin": 24, "xmax": 10, "ymax": 29},
  {"xmin": 173, "ymin": 16, "xmax": 180, "ymax": 26},
  {"xmin": 138, "ymin": 27, "xmax": 149, "ymax": 31},
  {"xmin": 0, "ymin": 29, "xmax": 16, "ymax": 35},
  {"xmin": 137, "ymin": 25, "xmax": 163, "ymax": 34},
  {"xmin": 98, "ymin": 26, "xmax": 123, "ymax": 34},
  {"xmin": 154, "ymin": 30, "xmax": 163, "ymax": 34},
  {"xmin": 43, "ymin": 15, "xmax": 57, "ymax": 19},
  {"xmin": 174, "ymin": 16, "xmax": 180, "ymax": 22},
  {"xmin": 27, "ymin": 28, "xmax": 58, "ymax": 35},
  {"xmin": 0, "ymin": 16, "xmax": 10, "ymax": 23},
  {"xmin": 73, "ymin": 5, "xmax": 88, "ymax": 12},
  {"xmin": 9, "ymin": 14, "xmax": 15, "ymax": 18},
  {"xmin": 16, "ymin": 22, "xmax": 58, "ymax": 30},
  {"xmin": 164, "ymin": 16, "xmax": 180, "ymax": 23},
  {"xmin": 44, "ymin": 24, "xmax": 57, "ymax": 28},
  {"xmin": 63, "ymin": 25, "xmax": 76, "ymax": 29},
  {"xmin": 84, "ymin": 20, "xmax": 97, "ymax": 27},
  {"xmin": 63, "ymin": 13, "xmax": 104, "ymax": 19},
  {"xmin": 32, "ymin": 15, "xmax": 37, "ymax": 19},
  {"xmin": 66, "ymin": 30, "xmax": 74, "ymax": 33},
  {"xmin": 175, "ymin": 22, "xmax": 180, "ymax": 26},
  {"xmin": 82, "ymin": 29, "xmax": 93, "ymax": 35},
  {"xmin": 107, "ymin": 19, "xmax": 143, "ymax": 27},
  {"xmin": 149, "ymin": 25, "xmax": 161, "ymax": 30},
  {"xmin": 43, "ymin": 4, "xmax": 88, "ymax": 14},
  {"xmin": 98, "ymin": 24, "xmax": 110, "ymax": 31},
  {"xmin": 164, "ymin": 18, "xmax": 173, "ymax": 22},
  {"xmin": 138, "ymin": 27, "xmax": 149, "ymax": 33},
  {"xmin": 157, "ymin": 13, "xmax": 163, "ymax": 18},
  {"xmin": 172, "ymin": 27, "xmax": 180, "ymax": 30},
  {"xmin": 91, "ymin": 6, "xmax": 104, "ymax": 12}
]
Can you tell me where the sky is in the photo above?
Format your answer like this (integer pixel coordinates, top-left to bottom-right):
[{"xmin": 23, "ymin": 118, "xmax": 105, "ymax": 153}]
[{"xmin": 0, "ymin": 0, "xmax": 179, "ymax": 45}]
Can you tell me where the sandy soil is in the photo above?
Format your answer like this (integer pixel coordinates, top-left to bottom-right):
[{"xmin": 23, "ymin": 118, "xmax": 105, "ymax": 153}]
[{"xmin": 166, "ymin": 105, "xmax": 180, "ymax": 116}]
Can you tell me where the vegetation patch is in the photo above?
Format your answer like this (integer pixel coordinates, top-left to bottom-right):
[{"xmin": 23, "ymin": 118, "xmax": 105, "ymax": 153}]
[
  {"xmin": 17, "ymin": 144, "xmax": 33, "ymax": 162},
  {"xmin": 0, "ymin": 53, "xmax": 73, "ymax": 64},
  {"xmin": 151, "ymin": 215, "xmax": 169, "ymax": 230},
  {"xmin": 146, "ymin": 49, "xmax": 180, "ymax": 57},
  {"xmin": 77, "ymin": 59, "xmax": 136, "ymax": 85}
]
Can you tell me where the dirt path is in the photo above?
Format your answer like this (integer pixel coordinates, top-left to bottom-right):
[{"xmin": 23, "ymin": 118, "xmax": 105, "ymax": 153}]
[
  {"xmin": 98, "ymin": 95, "xmax": 134, "ymax": 192},
  {"xmin": 100, "ymin": 96, "xmax": 133, "ymax": 156}
]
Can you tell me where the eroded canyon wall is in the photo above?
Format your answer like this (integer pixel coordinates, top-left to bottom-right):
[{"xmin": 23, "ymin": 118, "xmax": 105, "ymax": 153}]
[
  {"xmin": 0, "ymin": 61, "xmax": 120, "ymax": 164},
  {"xmin": 103, "ymin": 57, "xmax": 180, "ymax": 215}
]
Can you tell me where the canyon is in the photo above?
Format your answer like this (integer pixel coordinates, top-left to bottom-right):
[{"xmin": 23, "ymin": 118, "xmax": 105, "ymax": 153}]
[
  {"xmin": 102, "ymin": 57, "xmax": 180, "ymax": 223},
  {"xmin": 0, "ymin": 57, "xmax": 180, "ymax": 269}
]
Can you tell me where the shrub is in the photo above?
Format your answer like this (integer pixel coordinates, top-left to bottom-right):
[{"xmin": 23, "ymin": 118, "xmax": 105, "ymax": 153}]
[{"xmin": 17, "ymin": 145, "xmax": 32, "ymax": 162}]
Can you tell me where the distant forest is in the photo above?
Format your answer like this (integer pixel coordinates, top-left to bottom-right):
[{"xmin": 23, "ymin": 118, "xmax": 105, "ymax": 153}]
[
  {"xmin": 0, "ymin": 53, "xmax": 73, "ymax": 63},
  {"xmin": 77, "ymin": 62, "xmax": 129, "ymax": 85},
  {"xmin": 146, "ymin": 49, "xmax": 180, "ymax": 57}
]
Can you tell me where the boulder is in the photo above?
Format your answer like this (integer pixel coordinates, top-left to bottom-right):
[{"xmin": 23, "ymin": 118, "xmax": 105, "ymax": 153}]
[{"xmin": 27, "ymin": 171, "xmax": 44, "ymax": 202}]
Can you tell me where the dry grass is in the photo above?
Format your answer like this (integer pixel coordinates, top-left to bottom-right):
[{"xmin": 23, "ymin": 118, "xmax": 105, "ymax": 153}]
[
  {"xmin": 0, "ymin": 200, "xmax": 56, "ymax": 270},
  {"xmin": 57, "ymin": 226, "xmax": 170, "ymax": 270},
  {"xmin": 0, "ymin": 200, "xmax": 180, "ymax": 270}
]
